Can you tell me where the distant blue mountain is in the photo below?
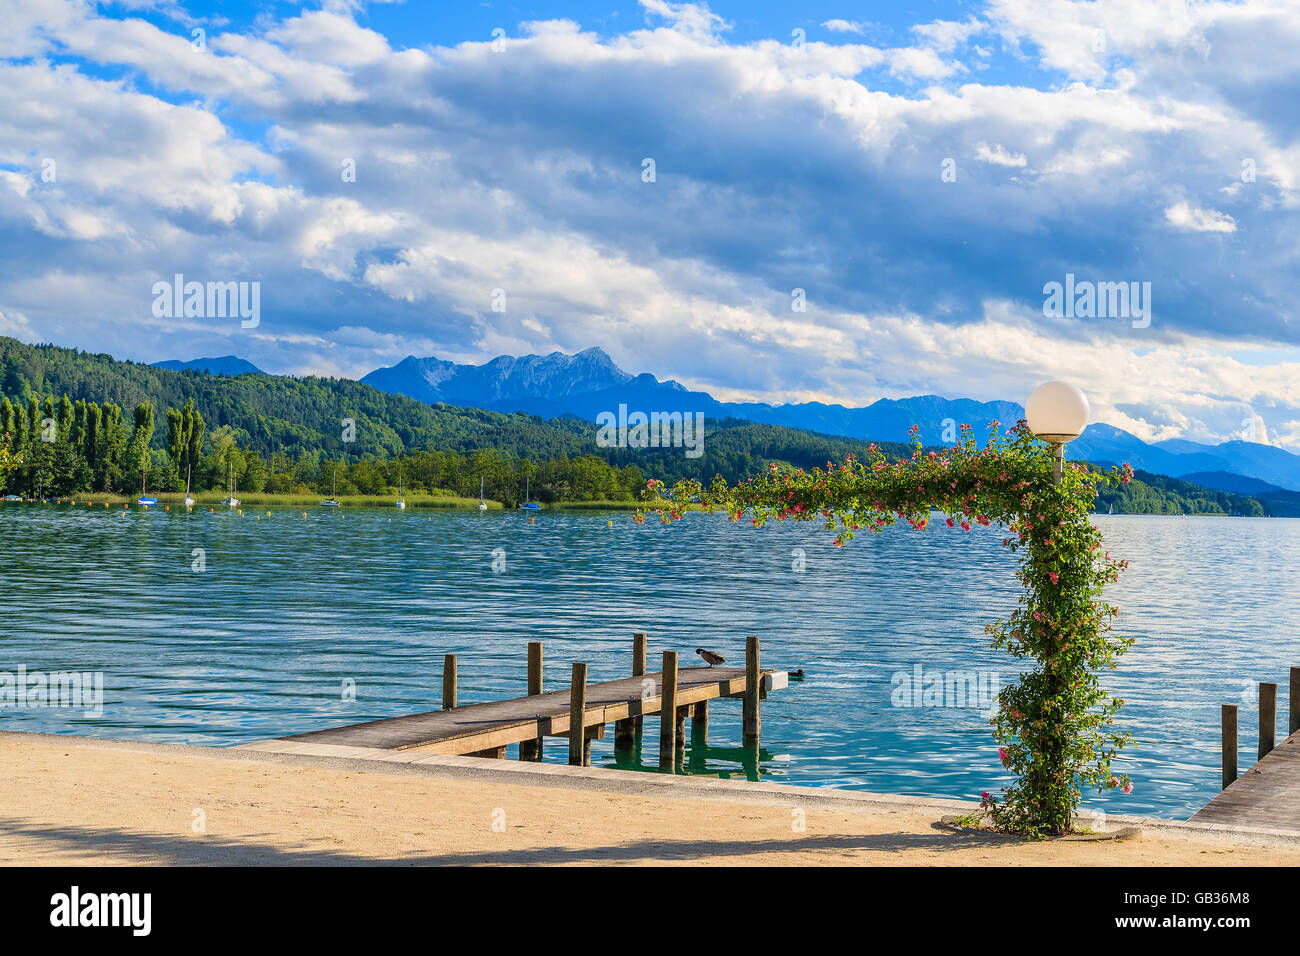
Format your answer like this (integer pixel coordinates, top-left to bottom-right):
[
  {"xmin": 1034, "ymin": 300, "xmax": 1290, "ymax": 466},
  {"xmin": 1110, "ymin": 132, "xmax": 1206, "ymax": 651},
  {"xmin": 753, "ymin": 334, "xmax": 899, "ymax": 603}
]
[
  {"xmin": 362, "ymin": 349, "xmax": 1020, "ymax": 445},
  {"xmin": 1178, "ymin": 471, "xmax": 1286, "ymax": 495},
  {"xmin": 153, "ymin": 356, "xmax": 263, "ymax": 376},
  {"xmin": 362, "ymin": 347, "xmax": 1300, "ymax": 491}
]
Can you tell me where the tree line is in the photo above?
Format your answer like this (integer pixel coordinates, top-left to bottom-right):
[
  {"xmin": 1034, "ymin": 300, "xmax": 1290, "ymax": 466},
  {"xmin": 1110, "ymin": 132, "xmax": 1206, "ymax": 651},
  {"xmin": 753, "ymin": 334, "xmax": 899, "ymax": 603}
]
[{"xmin": 0, "ymin": 393, "xmax": 650, "ymax": 502}]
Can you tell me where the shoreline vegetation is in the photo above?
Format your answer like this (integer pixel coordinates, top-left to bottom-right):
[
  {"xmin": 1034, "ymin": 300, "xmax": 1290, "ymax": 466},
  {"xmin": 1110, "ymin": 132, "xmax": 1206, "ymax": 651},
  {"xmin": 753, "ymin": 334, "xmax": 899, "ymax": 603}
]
[
  {"xmin": 0, "ymin": 492, "xmax": 654, "ymax": 510},
  {"xmin": 0, "ymin": 491, "xmax": 1287, "ymax": 517}
]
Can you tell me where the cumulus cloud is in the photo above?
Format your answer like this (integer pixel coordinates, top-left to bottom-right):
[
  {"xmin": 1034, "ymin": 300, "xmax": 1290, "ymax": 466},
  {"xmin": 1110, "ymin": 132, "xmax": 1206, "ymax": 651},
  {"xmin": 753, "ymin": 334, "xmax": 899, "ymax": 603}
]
[
  {"xmin": 822, "ymin": 19, "xmax": 867, "ymax": 35},
  {"xmin": 0, "ymin": 0, "xmax": 1299, "ymax": 449},
  {"xmin": 975, "ymin": 141, "xmax": 1028, "ymax": 167},
  {"xmin": 1164, "ymin": 201, "xmax": 1238, "ymax": 233}
]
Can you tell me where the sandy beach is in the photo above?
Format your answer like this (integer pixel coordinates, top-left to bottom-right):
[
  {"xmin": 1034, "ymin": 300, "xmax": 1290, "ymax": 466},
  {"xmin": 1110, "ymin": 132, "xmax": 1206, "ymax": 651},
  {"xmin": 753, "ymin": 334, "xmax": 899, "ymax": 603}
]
[{"xmin": 1, "ymin": 733, "xmax": 1297, "ymax": 866}]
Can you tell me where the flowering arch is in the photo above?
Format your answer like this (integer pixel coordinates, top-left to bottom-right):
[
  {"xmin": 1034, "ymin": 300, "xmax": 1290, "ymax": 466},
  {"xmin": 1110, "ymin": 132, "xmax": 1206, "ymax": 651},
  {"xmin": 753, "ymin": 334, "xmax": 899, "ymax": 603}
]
[{"xmin": 639, "ymin": 422, "xmax": 1133, "ymax": 837}]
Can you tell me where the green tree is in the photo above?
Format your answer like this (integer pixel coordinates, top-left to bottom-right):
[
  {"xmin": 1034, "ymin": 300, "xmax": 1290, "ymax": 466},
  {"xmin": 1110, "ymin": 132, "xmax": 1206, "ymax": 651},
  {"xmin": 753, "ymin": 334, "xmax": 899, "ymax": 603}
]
[{"xmin": 127, "ymin": 402, "xmax": 155, "ymax": 492}]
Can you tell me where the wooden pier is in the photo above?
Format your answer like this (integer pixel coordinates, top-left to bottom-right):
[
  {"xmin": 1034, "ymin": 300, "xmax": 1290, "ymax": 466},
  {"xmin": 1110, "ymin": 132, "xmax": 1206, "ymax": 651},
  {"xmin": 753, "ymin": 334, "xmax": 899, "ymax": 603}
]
[
  {"xmin": 1191, "ymin": 667, "xmax": 1300, "ymax": 834},
  {"xmin": 239, "ymin": 633, "xmax": 788, "ymax": 769}
]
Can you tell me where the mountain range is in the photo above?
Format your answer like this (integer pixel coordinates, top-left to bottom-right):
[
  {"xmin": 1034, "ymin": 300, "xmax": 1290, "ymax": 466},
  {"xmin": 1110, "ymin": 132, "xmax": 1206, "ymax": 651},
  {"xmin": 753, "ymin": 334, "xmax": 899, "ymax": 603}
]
[
  {"xmin": 359, "ymin": 348, "xmax": 1300, "ymax": 492},
  {"xmin": 152, "ymin": 356, "xmax": 264, "ymax": 376}
]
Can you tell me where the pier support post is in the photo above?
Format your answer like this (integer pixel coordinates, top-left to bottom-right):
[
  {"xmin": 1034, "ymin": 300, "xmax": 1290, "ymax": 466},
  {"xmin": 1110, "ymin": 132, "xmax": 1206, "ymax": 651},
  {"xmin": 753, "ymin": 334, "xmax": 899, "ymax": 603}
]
[
  {"xmin": 659, "ymin": 651, "xmax": 678, "ymax": 769},
  {"xmin": 675, "ymin": 705, "xmax": 688, "ymax": 752},
  {"xmin": 520, "ymin": 641, "xmax": 543, "ymax": 761},
  {"xmin": 1291, "ymin": 667, "xmax": 1299, "ymax": 735},
  {"xmin": 743, "ymin": 635, "xmax": 760, "ymax": 747},
  {"xmin": 1222, "ymin": 704, "xmax": 1238, "ymax": 789},
  {"xmin": 1260, "ymin": 682, "xmax": 1277, "ymax": 759},
  {"xmin": 615, "ymin": 632, "xmax": 647, "ymax": 749},
  {"xmin": 569, "ymin": 662, "xmax": 589, "ymax": 767},
  {"xmin": 442, "ymin": 654, "xmax": 457, "ymax": 710},
  {"xmin": 691, "ymin": 700, "xmax": 709, "ymax": 747}
]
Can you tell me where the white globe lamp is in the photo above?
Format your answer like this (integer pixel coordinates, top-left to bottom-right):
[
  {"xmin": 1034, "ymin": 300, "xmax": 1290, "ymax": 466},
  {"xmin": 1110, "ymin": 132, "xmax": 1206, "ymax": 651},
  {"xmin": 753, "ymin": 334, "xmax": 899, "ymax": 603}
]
[{"xmin": 1026, "ymin": 382, "xmax": 1090, "ymax": 483}]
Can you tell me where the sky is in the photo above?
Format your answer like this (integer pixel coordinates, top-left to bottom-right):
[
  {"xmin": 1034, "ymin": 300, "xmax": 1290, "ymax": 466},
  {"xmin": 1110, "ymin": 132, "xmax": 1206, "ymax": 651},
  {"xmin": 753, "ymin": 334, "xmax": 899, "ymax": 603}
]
[{"xmin": 1, "ymin": 0, "xmax": 1299, "ymax": 449}]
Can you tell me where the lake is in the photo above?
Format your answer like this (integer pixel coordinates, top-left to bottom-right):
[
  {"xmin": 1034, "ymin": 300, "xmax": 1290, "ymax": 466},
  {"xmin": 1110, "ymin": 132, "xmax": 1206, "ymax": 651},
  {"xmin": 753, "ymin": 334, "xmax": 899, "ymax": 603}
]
[{"xmin": 2, "ymin": 503, "xmax": 1297, "ymax": 819}]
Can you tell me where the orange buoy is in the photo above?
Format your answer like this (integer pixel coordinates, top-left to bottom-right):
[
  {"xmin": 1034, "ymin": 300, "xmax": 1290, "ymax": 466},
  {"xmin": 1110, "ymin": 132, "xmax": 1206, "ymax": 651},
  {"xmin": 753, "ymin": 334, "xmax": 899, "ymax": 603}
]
[{"xmin": 529, "ymin": 516, "xmax": 535, "ymax": 523}]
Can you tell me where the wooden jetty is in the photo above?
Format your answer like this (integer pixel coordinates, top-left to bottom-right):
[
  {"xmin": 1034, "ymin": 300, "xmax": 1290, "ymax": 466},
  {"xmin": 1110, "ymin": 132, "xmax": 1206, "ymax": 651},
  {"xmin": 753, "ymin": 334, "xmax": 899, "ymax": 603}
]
[
  {"xmin": 239, "ymin": 633, "xmax": 789, "ymax": 769},
  {"xmin": 1191, "ymin": 667, "xmax": 1300, "ymax": 834}
]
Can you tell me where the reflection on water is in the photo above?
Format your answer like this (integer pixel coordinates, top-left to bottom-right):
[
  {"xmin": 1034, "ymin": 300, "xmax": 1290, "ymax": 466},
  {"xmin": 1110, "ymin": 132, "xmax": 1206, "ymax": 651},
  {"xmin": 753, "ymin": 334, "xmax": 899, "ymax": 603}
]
[{"xmin": 1, "ymin": 503, "xmax": 1297, "ymax": 819}]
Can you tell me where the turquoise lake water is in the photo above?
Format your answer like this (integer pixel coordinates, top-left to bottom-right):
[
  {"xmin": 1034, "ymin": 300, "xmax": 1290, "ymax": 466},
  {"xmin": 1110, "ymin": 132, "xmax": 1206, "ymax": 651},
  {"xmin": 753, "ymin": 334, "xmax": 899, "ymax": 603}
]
[{"xmin": 2, "ymin": 504, "xmax": 1297, "ymax": 819}]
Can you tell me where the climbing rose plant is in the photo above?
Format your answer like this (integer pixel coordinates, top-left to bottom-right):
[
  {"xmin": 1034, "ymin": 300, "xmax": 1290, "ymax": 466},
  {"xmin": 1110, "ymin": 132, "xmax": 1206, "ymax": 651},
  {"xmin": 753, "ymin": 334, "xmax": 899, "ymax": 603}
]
[{"xmin": 637, "ymin": 421, "xmax": 1134, "ymax": 838}]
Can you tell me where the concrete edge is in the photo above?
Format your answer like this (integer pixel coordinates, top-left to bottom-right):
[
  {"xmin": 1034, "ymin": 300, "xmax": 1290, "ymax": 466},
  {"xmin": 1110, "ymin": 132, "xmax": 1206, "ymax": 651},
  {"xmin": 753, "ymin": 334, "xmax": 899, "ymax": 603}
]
[{"xmin": 6, "ymin": 731, "xmax": 1300, "ymax": 848}]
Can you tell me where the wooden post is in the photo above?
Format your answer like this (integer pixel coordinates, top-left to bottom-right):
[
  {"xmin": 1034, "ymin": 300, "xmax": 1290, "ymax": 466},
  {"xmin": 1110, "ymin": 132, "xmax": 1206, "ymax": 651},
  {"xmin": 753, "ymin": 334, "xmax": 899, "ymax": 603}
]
[
  {"xmin": 1222, "ymin": 703, "xmax": 1238, "ymax": 789},
  {"xmin": 743, "ymin": 635, "xmax": 760, "ymax": 747},
  {"xmin": 691, "ymin": 700, "xmax": 709, "ymax": 746},
  {"xmin": 659, "ymin": 651, "xmax": 677, "ymax": 768},
  {"xmin": 615, "ymin": 632, "xmax": 646, "ymax": 749},
  {"xmin": 520, "ymin": 642, "xmax": 543, "ymax": 761},
  {"xmin": 675, "ymin": 705, "xmax": 688, "ymax": 751},
  {"xmin": 633, "ymin": 632, "xmax": 647, "ymax": 735},
  {"xmin": 1260, "ymin": 682, "xmax": 1277, "ymax": 759},
  {"xmin": 569, "ymin": 662, "xmax": 588, "ymax": 767},
  {"xmin": 1290, "ymin": 667, "xmax": 1300, "ymax": 735},
  {"xmin": 442, "ymin": 654, "xmax": 457, "ymax": 710}
]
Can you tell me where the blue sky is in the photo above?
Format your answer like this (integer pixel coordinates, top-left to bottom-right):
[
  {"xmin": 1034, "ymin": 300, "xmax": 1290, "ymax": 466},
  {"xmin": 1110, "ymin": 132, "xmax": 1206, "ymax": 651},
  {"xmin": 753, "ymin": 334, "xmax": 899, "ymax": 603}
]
[{"xmin": 2, "ymin": 0, "xmax": 1299, "ymax": 449}]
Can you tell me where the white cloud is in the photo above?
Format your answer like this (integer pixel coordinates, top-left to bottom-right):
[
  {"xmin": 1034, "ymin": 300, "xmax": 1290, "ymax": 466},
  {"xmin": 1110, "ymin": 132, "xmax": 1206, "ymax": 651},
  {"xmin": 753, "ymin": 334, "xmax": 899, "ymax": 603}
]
[
  {"xmin": 1164, "ymin": 201, "xmax": 1238, "ymax": 233},
  {"xmin": 912, "ymin": 17, "xmax": 985, "ymax": 53},
  {"xmin": 975, "ymin": 141, "xmax": 1028, "ymax": 167},
  {"xmin": 822, "ymin": 20, "xmax": 867, "ymax": 35},
  {"xmin": 1, "ymin": 0, "xmax": 1299, "ymax": 450}
]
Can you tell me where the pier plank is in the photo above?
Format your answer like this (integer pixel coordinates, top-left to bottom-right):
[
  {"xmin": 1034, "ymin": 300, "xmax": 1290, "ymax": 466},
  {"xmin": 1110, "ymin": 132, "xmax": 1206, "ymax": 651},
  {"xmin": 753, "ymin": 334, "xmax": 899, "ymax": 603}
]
[
  {"xmin": 255, "ymin": 667, "xmax": 783, "ymax": 758},
  {"xmin": 1192, "ymin": 731, "xmax": 1300, "ymax": 834}
]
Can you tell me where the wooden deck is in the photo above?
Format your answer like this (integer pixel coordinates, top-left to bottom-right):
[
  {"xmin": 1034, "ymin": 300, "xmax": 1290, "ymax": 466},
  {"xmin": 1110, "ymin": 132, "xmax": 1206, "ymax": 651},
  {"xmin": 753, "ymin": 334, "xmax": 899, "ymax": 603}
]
[
  {"xmin": 240, "ymin": 666, "xmax": 786, "ymax": 758},
  {"xmin": 1191, "ymin": 730, "xmax": 1300, "ymax": 834}
]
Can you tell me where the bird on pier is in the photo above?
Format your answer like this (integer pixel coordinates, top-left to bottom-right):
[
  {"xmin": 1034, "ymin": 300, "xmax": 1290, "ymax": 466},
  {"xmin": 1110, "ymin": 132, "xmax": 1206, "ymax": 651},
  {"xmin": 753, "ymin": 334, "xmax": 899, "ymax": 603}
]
[{"xmin": 696, "ymin": 647, "xmax": 726, "ymax": 667}]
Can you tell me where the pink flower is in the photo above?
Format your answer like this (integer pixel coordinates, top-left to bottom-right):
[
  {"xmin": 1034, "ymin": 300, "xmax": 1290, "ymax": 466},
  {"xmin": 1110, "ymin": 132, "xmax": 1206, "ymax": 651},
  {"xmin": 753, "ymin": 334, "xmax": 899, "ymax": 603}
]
[
  {"xmin": 1122, "ymin": 781, "xmax": 1133, "ymax": 794},
  {"xmin": 998, "ymin": 746, "xmax": 1008, "ymax": 765},
  {"xmin": 1048, "ymin": 571, "xmax": 1059, "ymax": 586},
  {"xmin": 1107, "ymin": 776, "xmax": 1120, "ymax": 789}
]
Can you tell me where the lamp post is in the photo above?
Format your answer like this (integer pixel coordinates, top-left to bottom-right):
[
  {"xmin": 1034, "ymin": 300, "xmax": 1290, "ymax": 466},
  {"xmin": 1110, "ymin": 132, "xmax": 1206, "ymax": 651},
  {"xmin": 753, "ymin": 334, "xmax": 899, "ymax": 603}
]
[{"xmin": 1026, "ymin": 382, "xmax": 1090, "ymax": 484}]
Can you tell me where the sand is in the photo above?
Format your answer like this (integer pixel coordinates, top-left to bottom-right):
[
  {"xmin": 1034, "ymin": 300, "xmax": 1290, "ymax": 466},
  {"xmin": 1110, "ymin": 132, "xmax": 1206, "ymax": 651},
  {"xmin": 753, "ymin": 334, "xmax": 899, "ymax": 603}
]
[{"xmin": 1, "ymin": 735, "xmax": 1296, "ymax": 866}]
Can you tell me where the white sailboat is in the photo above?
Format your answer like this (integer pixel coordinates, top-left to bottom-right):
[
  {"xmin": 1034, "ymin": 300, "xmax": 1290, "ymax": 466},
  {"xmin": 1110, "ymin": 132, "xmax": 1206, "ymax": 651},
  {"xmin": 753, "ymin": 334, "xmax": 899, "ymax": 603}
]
[
  {"xmin": 321, "ymin": 467, "xmax": 340, "ymax": 507},
  {"xmin": 221, "ymin": 464, "xmax": 240, "ymax": 508},
  {"xmin": 396, "ymin": 471, "xmax": 406, "ymax": 510},
  {"xmin": 478, "ymin": 476, "xmax": 487, "ymax": 511},
  {"xmin": 183, "ymin": 464, "xmax": 195, "ymax": 509}
]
